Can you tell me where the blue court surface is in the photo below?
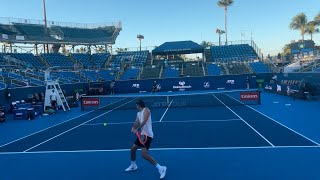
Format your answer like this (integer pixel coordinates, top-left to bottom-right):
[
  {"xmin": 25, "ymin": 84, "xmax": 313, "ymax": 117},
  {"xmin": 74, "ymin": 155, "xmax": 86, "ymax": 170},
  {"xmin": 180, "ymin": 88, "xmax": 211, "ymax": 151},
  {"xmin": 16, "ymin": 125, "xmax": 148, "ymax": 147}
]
[{"xmin": 0, "ymin": 90, "xmax": 320, "ymax": 180}]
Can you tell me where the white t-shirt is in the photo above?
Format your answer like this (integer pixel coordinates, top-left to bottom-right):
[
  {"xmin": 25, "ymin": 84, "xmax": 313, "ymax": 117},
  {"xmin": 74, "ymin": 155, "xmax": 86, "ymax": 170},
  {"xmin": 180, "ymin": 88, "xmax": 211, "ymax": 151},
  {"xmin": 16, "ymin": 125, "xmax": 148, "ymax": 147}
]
[
  {"xmin": 50, "ymin": 92, "xmax": 57, "ymax": 101},
  {"xmin": 137, "ymin": 108, "xmax": 154, "ymax": 138}
]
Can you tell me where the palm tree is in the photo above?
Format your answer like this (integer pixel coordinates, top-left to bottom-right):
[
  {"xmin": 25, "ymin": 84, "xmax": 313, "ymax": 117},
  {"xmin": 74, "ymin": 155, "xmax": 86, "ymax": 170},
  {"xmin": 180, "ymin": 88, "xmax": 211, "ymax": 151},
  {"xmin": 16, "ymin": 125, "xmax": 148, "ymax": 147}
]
[
  {"xmin": 290, "ymin": 13, "xmax": 308, "ymax": 41},
  {"xmin": 315, "ymin": 12, "xmax": 320, "ymax": 25},
  {"xmin": 216, "ymin": 28, "xmax": 225, "ymax": 46},
  {"xmin": 306, "ymin": 21, "xmax": 319, "ymax": 41},
  {"xmin": 201, "ymin": 41, "xmax": 213, "ymax": 48},
  {"xmin": 217, "ymin": 0, "xmax": 234, "ymax": 45}
]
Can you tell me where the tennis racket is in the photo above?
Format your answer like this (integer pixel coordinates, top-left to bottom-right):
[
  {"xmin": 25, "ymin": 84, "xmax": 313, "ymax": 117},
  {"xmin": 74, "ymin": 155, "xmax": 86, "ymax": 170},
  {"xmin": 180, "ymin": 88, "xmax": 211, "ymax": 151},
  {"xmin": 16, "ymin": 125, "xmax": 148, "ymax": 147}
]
[{"xmin": 135, "ymin": 130, "xmax": 148, "ymax": 145}]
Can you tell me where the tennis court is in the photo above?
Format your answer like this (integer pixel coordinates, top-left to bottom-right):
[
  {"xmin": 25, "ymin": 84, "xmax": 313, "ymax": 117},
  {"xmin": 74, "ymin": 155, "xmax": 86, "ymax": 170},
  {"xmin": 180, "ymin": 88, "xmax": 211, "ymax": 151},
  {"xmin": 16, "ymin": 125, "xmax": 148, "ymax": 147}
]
[{"xmin": 0, "ymin": 89, "xmax": 319, "ymax": 179}]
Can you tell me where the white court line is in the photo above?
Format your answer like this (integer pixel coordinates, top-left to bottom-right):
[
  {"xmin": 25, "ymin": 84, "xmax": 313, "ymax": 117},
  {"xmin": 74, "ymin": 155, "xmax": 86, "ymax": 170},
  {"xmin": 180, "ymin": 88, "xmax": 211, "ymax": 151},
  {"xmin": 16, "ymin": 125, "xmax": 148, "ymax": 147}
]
[
  {"xmin": 82, "ymin": 119, "xmax": 242, "ymax": 126},
  {"xmin": 213, "ymin": 94, "xmax": 275, "ymax": 147},
  {"xmin": 159, "ymin": 100, "xmax": 173, "ymax": 122},
  {"xmin": 23, "ymin": 98, "xmax": 138, "ymax": 152},
  {"xmin": 0, "ymin": 110, "xmax": 93, "ymax": 148},
  {"xmin": 0, "ymin": 98, "xmax": 127, "ymax": 149},
  {"xmin": 159, "ymin": 119, "xmax": 242, "ymax": 123},
  {"xmin": 83, "ymin": 122, "xmax": 133, "ymax": 126},
  {"xmin": 225, "ymin": 94, "xmax": 320, "ymax": 146},
  {"xmin": 0, "ymin": 145, "xmax": 319, "ymax": 155}
]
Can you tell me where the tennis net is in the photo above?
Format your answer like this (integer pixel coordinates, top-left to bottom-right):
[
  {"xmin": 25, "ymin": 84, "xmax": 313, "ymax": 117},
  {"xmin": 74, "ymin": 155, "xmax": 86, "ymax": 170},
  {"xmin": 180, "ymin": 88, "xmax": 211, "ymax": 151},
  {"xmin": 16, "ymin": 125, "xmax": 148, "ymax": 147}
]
[{"xmin": 80, "ymin": 89, "xmax": 261, "ymax": 111}]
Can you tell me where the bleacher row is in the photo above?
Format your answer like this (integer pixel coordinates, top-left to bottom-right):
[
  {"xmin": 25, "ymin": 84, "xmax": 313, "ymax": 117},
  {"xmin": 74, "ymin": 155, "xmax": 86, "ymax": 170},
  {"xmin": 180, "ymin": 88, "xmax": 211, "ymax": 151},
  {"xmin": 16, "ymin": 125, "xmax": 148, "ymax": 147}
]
[
  {"xmin": 0, "ymin": 23, "xmax": 116, "ymax": 43},
  {"xmin": 210, "ymin": 44, "xmax": 258, "ymax": 62},
  {"xmin": 113, "ymin": 51, "xmax": 148, "ymax": 67},
  {"xmin": 0, "ymin": 53, "xmax": 110, "ymax": 69}
]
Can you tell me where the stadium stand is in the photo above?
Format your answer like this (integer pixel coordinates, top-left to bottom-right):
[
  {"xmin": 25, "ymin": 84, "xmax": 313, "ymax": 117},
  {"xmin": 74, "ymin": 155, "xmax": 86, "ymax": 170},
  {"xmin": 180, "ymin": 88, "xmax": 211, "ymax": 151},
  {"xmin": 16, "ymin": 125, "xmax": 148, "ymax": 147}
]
[
  {"xmin": 41, "ymin": 53, "xmax": 74, "ymax": 68},
  {"xmin": 72, "ymin": 53, "xmax": 93, "ymax": 68},
  {"xmin": 13, "ymin": 23, "xmax": 48, "ymax": 37},
  {"xmin": 249, "ymin": 61, "xmax": 271, "ymax": 73},
  {"xmin": 182, "ymin": 63, "xmax": 204, "ymax": 77},
  {"xmin": 140, "ymin": 66, "xmax": 161, "ymax": 79},
  {"xmin": 113, "ymin": 51, "xmax": 148, "ymax": 67},
  {"xmin": 10, "ymin": 53, "xmax": 46, "ymax": 68},
  {"xmin": 225, "ymin": 62, "xmax": 252, "ymax": 75},
  {"xmin": 164, "ymin": 66, "xmax": 180, "ymax": 78},
  {"xmin": 0, "ymin": 82, "xmax": 6, "ymax": 89},
  {"xmin": 98, "ymin": 69, "xmax": 117, "ymax": 81},
  {"xmin": 80, "ymin": 70, "xmax": 99, "ymax": 82},
  {"xmin": 0, "ymin": 25, "xmax": 17, "ymax": 35},
  {"xmin": 211, "ymin": 44, "xmax": 258, "ymax": 62},
  {"xmin": 50, "ymin": 26, "xmax": 115, "ymax": 42},
  {"xmin": 207, "ymin": 63, "xmax": 222, "ymax": 76},
  {"xmin": 121, "ymin": 67, "xmax": 140, "ymax": 80},
  {"xmin": 92, "ymin": 53, "xmax": 110, "ymax": 68},
  {"xmin": 57, "ymin": 71, "xmax": 83, "ymax": 83},
  {"xmin": 12, "ymin": 23, "xmax": 54, "ymax": 41}
]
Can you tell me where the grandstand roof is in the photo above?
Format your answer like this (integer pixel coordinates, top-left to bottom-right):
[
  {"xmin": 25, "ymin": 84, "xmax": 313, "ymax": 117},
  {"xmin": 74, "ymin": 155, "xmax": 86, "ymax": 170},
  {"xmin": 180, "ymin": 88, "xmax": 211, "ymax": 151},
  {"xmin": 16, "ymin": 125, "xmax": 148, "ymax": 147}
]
[{"xmin": 152, "ymin": 41, "xmax": 204, "ymax": 55}]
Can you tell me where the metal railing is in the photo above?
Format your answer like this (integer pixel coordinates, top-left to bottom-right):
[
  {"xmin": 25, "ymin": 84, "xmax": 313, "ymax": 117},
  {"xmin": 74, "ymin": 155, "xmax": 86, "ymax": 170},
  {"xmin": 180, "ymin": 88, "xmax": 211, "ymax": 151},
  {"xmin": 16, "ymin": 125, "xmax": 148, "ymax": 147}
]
[{"xmin": 0, "ymin": 17, "xmax": 119, "ymax": 29}]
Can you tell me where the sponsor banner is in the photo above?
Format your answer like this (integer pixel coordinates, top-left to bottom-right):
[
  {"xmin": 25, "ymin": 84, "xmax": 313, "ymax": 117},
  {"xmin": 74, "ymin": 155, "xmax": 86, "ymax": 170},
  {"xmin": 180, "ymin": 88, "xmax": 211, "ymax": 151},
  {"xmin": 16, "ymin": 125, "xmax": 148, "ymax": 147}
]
[
  {"xmin": 82, "ymin": 98, "xmax": 99, "ymax": 107},
  {"xmin": 277, "ymin": 84, "xmax": 282, "ymax": 92},
  {"xmin": 240, "ymin": 92, "xmax": 259, "ymax": 101},
  {"xmin": 173, "ymin": 81, "xmax": 192, "ymax": 91},
  {"xmin": 112, "ymin": 75, "xmax": 256, "ymax": 93},
  {"xmin": 226, "ymin": 80, "xmax": 235, "ymax": 85},
  {"xmin": 132, "ymin": 84, "xmax": 140, "ymax": 88},
  {"xmin": 265, "ymin": 85, "xmax": 272, "ymax": 90}
]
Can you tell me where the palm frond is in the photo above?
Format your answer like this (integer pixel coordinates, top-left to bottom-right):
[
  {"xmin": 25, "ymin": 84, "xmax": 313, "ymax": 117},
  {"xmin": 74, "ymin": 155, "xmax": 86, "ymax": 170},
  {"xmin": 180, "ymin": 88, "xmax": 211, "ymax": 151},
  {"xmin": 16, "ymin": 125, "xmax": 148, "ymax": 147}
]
[{"xmin": 217, "ymin": 0, "xmax": 234, "ymax": 7}]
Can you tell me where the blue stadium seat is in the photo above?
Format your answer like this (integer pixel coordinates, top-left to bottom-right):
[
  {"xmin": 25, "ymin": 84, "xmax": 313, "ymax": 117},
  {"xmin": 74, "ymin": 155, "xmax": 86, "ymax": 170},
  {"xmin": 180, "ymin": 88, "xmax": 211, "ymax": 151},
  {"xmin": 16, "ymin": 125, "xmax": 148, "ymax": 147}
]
[
  {"xmin": 0, "ymin": 82, "xmax": 6, "ymax": 90},
  {"xmin": 113, "ymin": 51, "xmax": 148, "ymax": 67},
  {"xmin": 41, "ymin": 53, "xmax": 74, "ymax": 68},
  {"xmin": 10, "ymin": 53, "xmax": 45, "ymax": 68},
  {"xmin": 72, "ymin": 54, "xmax": 93, "ymax": 68},
  {"xmin": 99, "ymin": 69, "xmax": 117, "ymax": 81},
  {"xmin": 211, "ymin": 44, "xmax": 258, "ymax": 62},
  {"xmin": 81, "ymin": 71, "xmax": 99, "ymax": 82},
  {"xmin": 121, "ymin": 68, "xmax": 140, "ymax": 80},
  {"xmin": 92, "ymin": 53, "xmax": 110, "ymax": 68},
  {"xmin": 165, "ymin": 67, "xmax": 179, "ymax": 78},
  {"xmin": 249, "ymin": 62, "xmax": 271, "ymax": 73},
  {"xmin": 207, "ymin": 63, "xmax": 222, "ymax": 76}
]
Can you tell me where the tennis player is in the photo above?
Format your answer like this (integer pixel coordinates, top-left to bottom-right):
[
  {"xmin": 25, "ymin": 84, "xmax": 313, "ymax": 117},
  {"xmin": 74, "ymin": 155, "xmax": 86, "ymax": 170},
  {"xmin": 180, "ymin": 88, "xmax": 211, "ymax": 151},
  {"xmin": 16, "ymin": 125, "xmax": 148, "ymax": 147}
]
[{"xmin": 125, "ymin": 100, "xmax": 167, "ymax": 179}]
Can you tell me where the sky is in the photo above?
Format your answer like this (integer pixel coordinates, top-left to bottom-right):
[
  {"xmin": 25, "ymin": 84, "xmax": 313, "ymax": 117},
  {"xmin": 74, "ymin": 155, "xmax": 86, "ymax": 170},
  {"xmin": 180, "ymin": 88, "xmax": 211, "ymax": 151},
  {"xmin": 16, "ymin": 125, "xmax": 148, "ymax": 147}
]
[{"xmin": 0, "ymin": 0, "xmax": 319, "ymax": 55}]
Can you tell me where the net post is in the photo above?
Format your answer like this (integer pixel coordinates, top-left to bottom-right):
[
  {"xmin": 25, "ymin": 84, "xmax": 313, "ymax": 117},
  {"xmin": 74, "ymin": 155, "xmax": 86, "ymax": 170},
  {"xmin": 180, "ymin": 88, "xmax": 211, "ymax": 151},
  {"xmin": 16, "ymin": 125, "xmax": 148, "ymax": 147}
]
[
  {"xmin": 258, "ymin": 89, "xmax": 261, "ymax": 105},
  {"xmin": 80, "ymin": 95, "xmax": 83, "ymax": 111}
]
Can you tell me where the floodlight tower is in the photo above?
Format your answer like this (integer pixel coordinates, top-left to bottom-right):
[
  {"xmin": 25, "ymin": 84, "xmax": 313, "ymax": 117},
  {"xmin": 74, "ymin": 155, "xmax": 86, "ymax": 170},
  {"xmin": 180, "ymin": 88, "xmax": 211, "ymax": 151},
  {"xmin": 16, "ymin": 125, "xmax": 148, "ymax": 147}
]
[{"xmin": 43, "ymin": 0, "xmax": 49, "ymax": 53}]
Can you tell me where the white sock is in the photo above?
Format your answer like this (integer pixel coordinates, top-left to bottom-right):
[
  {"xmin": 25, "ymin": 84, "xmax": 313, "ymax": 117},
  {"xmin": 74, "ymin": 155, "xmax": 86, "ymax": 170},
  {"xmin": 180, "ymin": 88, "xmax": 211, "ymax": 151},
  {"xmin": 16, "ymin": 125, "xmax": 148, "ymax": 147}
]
[
  {"xmin": 131, "ymin": 161, "xmax": 136, "ymax": 166},
  {"xmin": 155, "ymin": 163, "xmax": 162, "ymax": 171}
]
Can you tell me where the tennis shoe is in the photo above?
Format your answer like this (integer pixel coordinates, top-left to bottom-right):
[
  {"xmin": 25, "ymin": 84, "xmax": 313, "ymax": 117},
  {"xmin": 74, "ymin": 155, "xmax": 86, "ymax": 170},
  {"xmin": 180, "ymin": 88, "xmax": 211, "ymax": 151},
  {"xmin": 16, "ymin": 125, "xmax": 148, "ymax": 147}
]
[
  {"xmin": 159, "ymin": 166, "xmax": 167, "ymax": 179},
  {"xmin": 125, "ymin": 164, "xmax": 138, "ymax": 172}
]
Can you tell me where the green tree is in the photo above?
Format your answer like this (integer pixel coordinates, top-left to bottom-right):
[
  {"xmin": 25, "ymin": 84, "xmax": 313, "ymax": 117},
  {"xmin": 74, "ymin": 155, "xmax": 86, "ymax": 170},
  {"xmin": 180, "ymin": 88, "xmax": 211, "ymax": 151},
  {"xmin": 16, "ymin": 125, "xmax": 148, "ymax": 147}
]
[
  {"xmin": 306, "ymin": 21, "xmax": 319, "ymax": 41},
  {"xmin": 315, "ymin": 12, "xmax": 320, "ymax": 25},
  {"xmin": 200, "ymin": 41, "xmax": 213, "ymax": 48},
  {"xmin": 290, "ymin": 13, "xmax": 308, "ymax": 41},
  {"xmin": 217, "ymin": 0, "xmax": 234, "ymax": 45},
  {"xmin": 282, "ymin": 43, "xmax": 291, "ymax": 56}
]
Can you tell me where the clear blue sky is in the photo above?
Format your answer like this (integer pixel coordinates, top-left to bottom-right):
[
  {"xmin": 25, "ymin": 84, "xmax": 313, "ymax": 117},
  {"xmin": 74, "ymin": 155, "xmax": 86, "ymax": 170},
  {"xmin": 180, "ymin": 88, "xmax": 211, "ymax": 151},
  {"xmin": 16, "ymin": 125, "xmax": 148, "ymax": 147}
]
[{"xmin": 1, "ymin": 0, "xmax": 319, "ymax": 55}]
